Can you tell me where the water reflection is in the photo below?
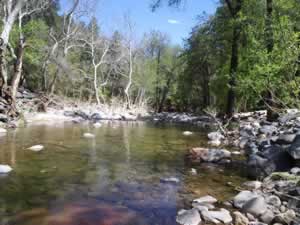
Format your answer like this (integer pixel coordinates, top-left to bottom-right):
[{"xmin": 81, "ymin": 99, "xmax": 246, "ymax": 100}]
[{"xmin": 0, "ymin": 121, "xmax": 246, "ymax": 225}]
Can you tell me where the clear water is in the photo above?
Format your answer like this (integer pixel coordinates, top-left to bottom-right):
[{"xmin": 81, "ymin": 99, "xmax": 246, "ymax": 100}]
[{"xmin": 0, "ymin": 121, "xmax": 246, "ymax": 225}]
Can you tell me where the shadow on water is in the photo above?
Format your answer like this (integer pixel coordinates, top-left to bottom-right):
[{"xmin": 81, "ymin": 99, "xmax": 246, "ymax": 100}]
[{"xmin": 0, "ymin": 121, "xmax": 247, "ymax": 225}]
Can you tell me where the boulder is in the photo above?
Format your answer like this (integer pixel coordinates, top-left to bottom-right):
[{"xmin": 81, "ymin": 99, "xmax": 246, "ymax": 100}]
[
  {"xmin": 233, "ymin": 191, "xmax": 258, "ymax": 209},
  {"xmin": 0, "ymin": 165, "xmax": 13, "ymax": 173},
  {"xmin": 27, "ymin": 145, "xmax": 44, "ymax": 152},
  {"xmin": 242, "ymin": 196, "xmax": 267, "ymax": 217},
  {"xmin": 193, "ymin": 195, "xmax": 218, "ymax": 204},
  {"xmin": 201, "ymin": 208, "xmax": 232, "ymax": 224},
  {"xmin": 287, "ymin": 135, "xmax": 300, "ymax": 159},
  {"xmin": 233, "ymin": 211, "xmax": 249, "ymax": 225},
  {"xmin": 91, "ymin": 113, "xmax": 102, "ymax": 121},
  {"xmin": 276, "ymin": 134, "xmax": 296, "ymax": 145},
  {"xmin": 176, "ymin": 209, "xmax": 202, "ymax": 225},
  {"xmin": 247, "ymin": 145, "xmax": 294, "ymax": 179}
]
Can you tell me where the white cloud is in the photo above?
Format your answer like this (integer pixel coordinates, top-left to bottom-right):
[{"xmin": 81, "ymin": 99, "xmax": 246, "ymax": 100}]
[{"xmin": 167, "ymin": 19, "xmax": 181, "ymax": 25}]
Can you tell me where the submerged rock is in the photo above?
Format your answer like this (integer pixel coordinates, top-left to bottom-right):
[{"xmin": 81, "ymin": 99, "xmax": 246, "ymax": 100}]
[
  {"xmin": 83, "ymin": 133, "xmax": 95, "ymax": 139},
  {"xmin": 27, "ymin": 145, "xmax": 44, "ymax": 152},
  {"xmin": 183, "ymin": 131, "xmax": 193, "ymax": 136},
  {"xmin": 176, "ymin": 208, "xmax": 202, "ymax": 225},
  {"xmin": 0, "ymin": 165, "xmax": 13, "ymax": 173},
  {"xmin": 189, "ymin": 147, "xmax": 231, "ymax": 163}
]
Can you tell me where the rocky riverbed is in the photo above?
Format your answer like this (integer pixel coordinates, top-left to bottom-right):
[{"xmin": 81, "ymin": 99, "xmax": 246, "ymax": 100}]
[{"xmin": 178, "ymin": 109, "xmax": 300, "ymax": 225}]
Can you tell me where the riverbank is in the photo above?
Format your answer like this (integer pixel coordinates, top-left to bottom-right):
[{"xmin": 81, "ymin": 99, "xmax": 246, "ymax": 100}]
[{"xmin": 180, "ymin": 109, "xmax": 300, "ymax": 225}]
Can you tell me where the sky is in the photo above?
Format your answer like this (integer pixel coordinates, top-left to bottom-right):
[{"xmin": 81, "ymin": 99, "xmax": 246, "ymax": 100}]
[{"xmin": 60, "ymin": 0, "xmax": 218, "ymax": 45}]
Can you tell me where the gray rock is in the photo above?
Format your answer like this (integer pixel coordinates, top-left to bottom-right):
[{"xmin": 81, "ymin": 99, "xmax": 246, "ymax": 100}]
[
  {"xmin": 245, "ymin": 142, "xmax": 259, "ymax": 156},
  {"xmin": 201, "ymin": 209, "xmax": 220, "ymax": 224},
  {"xmin": 249, "ymin": 222, "xmax": 268, "ymax": 225},
  {"xmin": 176, "ymin": 209, "xmax": 202, "ymax": 225},
  {"xmin": 288, "ymin": 135, "xmax": 300, "ymax": 159},
  {"xmin": 233, "ymin": 211, "xmax": 249, "ymax": 225},
  {"xmin": 233, "ymin": 191, "xmax": 258, "ymax": 209},
  {"xmin": 260, "ymin": 125, "xmax": 278, "ymax": 136},
  {"xmin": 265, "ymin": 195, "xmax": 281, "ymax": 207},
  {"xmin": 0, "ymin": 114, "xmax": 8, "ymax": 123},
  {"xmin": 208, "ymin": 131, "xmax": 224, "ymax": 141},
  {"xmin": 242, "ymin": 196, "xmax": 267, "ymax": 217},
  {"xmin": 239, "ymin": 138, "xmax": 249, "ymax": 149},
  {"xmin": 242, "ymin": 181, "xmax": 262, "ymax": 190},
  {"xmin": 91, "ymin": 113, "xmax": 102, "ymax": 121},
  {"xmin": 192, "ymin": 203, "xmax": 209, "ymax": 212},
  {"xmin": 276, "ymin": 134, "xmax": 296, "ymax": 145},
  {"xmin": 273, "ymin": 210, "xmax": 296, "ymax": 225},
  {"xmin": 205, "ymin": 208, "xmax": 232, "ymax": 224},
  {"xmin": 260, "ymin": 209, "xmax": 274, "ymax": 224},
  {"xmin": 247, "ymin": 145, "xmax": 294, "ymax": 179},
  {"xmin": 290, "ymin": 167, "xmax": 300, "ymax": 175},
  {"xmin": 193, "ymin": 195, "xmax": 218, "ymax": 204},
  {"xmin": 64, "ymin": 111, "xmax": 76, "ymax": 117}
]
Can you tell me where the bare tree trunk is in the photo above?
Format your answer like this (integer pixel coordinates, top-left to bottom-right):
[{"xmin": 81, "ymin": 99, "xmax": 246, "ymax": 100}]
[
  {"xmin": 11, "ymin": 38, "xmax": 25, "ymax": 106},
  {"xmin": 94, "ymin": 67, "xmax": 100, "ymax": 105},
  {"xmin": 0, "ymin": 0, "xmax": 27, "ymax": 92}
]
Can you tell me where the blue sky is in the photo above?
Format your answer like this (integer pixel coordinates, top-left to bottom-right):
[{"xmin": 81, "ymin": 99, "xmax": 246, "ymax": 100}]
[{"xmin": 60, "ymin": 0, "xmax": 218, "ymax": 45}]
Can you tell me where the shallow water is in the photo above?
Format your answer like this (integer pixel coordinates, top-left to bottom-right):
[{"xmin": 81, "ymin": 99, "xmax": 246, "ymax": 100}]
[{"xmin": 0, "ymin": 121, "xmax": 246, "ymax": 225}]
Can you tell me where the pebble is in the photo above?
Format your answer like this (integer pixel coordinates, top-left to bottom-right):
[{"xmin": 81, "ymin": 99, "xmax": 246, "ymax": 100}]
[
  {"xmin": 193, "ymin": 195, "xmax": 218, "ymax": 204},
  {"xmin": 160, "ymin": 177, "xmax": 180, "ymax": 184},
  {"xmin": 27, "ymin": 145, "xmax": 44, "ymax": 152},
  {"xmin": 83, "ymin": 133, "xmax": 95, "ymax": 139},
  {"xmin": 183, "ymin": 131, "xmax": 193, "ymax": 136}
]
